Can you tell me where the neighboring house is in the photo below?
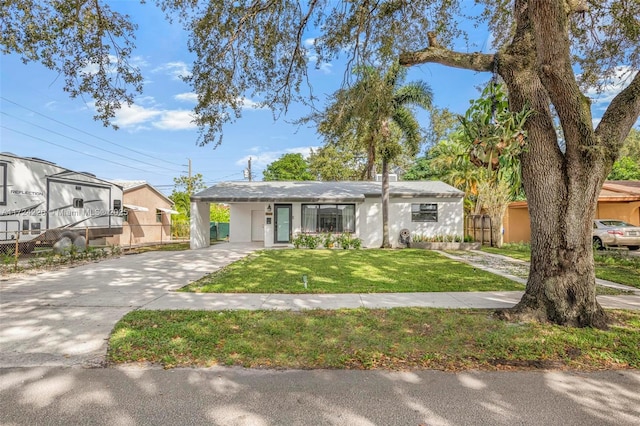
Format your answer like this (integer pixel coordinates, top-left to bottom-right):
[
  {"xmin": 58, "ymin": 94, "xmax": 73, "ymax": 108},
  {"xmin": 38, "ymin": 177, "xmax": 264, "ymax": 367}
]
[
  {"xmin": 106, "ymin": 181, "xmax": 178, "ymax": 247},
  {"xmin": 503, "ymin": 181, "xmax": 640, "ymax": 243},
  {"xmin": 190, "ymin": 181, "xmax": 464, "ymax": 249}
]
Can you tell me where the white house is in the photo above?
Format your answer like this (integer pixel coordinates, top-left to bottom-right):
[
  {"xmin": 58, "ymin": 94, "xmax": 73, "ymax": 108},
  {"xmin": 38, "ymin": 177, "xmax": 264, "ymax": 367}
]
[{"xmin": 190, "ymin": 181, "xmax": 464, "ymax": 249}]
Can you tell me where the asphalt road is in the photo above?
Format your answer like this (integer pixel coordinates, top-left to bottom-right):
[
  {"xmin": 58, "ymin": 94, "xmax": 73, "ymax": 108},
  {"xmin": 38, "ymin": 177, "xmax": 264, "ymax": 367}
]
[{"xmin": 1, "ymin": 367, "xmax": 639, "ymax": 425}]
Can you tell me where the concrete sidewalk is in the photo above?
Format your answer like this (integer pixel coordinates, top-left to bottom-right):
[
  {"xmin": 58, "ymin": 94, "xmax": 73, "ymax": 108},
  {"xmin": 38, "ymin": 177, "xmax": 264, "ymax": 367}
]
[{"xmin": 141, "ymin": 290, "xmax": 640, "ymax": 311}]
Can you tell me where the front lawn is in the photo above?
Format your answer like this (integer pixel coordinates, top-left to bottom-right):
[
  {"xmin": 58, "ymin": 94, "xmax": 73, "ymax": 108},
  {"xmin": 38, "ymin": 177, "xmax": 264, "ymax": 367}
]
[
  {"xmin": 108, "ymin": 308, "xmax": 640, "ymax": 370},
  {"xmin": 482, "ymin": 244, "xmax": 640, "ymax": 288},
  {"xmin": 181, "ymin": 249, "xmax": 524, "ymax": 293}
]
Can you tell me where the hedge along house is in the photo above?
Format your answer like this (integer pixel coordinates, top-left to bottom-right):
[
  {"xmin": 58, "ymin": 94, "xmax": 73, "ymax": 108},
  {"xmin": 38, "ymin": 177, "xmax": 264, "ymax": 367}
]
[{"xmin": 190, "ymin": 181, "xmax": 464, "ymax": 249}]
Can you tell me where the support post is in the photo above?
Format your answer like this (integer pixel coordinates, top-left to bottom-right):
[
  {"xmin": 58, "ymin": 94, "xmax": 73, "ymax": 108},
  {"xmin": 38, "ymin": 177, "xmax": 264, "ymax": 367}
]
[
  {"xmin": 190, "ymin": 200, "xmax": 211, "ymax": 249},
  {"xmin": 14, "ymin": 231, "xmax": 19, "ymax": 265}
]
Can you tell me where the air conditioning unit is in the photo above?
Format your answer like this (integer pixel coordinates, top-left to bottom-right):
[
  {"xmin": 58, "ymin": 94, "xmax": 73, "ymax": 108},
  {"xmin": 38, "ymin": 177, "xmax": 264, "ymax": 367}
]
[{"xmin": 375, "ymin": 174, "xmax": 398, "ymax": 182}]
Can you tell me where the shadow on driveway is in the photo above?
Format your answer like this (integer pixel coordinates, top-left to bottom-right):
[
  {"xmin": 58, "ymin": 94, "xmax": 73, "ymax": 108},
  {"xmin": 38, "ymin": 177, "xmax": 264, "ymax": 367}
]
[{"xmin": 0, "ymin": 243, "xmax": 260, "ymax": 367}]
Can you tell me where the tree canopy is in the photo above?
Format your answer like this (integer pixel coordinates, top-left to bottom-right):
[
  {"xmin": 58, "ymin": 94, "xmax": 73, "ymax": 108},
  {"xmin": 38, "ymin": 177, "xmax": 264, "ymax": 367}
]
[{"xmin": 262, "ymin": 153, "xmax": 314, "ymax": 181}]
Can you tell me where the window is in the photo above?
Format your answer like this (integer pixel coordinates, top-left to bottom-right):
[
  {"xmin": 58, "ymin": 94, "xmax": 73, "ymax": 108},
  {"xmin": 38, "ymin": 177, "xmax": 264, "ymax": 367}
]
[
  {"xmin": 113, "ymin": 199, "xmax": 122, "ymax": 212},
  {"xmin": 412, "ymin": 203, "xmax": 438, "ymax": 222},
  {"xmin": 301, "ymin": 204, "xmax": 355, "ymax": 233},
  {"xmin": 0, "ymin": 162, "xmax": 6, "ymax": 206},
  {"xmin": 73, "ymin": 198, "xmax": 84, "ymax": 208},
  {"xmin": 156, "ymin": 209, "xmax": 162, "ymax": 223}
]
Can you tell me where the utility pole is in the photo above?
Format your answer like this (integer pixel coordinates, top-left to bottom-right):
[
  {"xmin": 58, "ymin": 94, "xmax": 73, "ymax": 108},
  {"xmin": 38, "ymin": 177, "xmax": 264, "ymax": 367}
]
[
  {"xmin": 187, "ymin": 158, "xmax": 193, "ymax": 195},
  {"xmin": 244, "ymin": 157, "xmax": 253, "ymax": 181}
]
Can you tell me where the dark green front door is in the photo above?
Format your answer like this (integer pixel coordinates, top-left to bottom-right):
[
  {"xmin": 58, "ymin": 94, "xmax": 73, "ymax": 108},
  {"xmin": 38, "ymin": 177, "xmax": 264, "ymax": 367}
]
[{"xmin": 274, "ymin": 204, "xmax": 292, "ymax": 244}]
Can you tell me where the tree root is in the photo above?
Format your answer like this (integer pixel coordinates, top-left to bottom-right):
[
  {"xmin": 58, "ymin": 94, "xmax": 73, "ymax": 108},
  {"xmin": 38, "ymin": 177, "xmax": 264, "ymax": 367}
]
[{"xmin": 494, "ymin": 305, "xmax": 609, "ymax": 330}]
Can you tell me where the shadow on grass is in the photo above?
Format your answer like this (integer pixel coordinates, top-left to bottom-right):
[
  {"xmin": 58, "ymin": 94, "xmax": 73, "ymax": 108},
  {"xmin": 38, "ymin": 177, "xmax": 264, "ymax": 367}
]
[{"xmin": 183, "ymin": 249, "xmax": 524, "ymax": 294}]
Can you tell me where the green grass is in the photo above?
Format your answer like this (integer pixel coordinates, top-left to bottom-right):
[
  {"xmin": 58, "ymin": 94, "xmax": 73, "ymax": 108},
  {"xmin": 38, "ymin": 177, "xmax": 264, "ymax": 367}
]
[
  {"xmin": 181, "ymin": 249, "xmax": 524, "ymax": 293},
  {"xmin": 108, "ymin": 308, "xmax": 640, "ymax": 370},
  {"xmin": 482, "ymin": 244, "xmax": 640, "ymax": 288},
  {"xmin": 127, "ymin": 242, "xmax": 190, "ymax": 253},
  {"xmin": 482, "ymin": 244, "xmax": 532, "ymax": 261}
]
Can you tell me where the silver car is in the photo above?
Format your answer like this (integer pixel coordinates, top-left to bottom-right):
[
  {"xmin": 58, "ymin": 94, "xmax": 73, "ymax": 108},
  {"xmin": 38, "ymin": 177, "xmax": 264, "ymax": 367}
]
[{"xmin": 593, "ymin": 219, "xmax": 640, "ymax": 251}]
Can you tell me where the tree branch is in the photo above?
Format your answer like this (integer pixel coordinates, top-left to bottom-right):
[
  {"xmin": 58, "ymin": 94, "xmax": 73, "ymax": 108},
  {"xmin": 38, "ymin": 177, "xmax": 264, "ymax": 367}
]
[
  {"xmin": 596, "ymin": 70, "xmax": 640, "ymax": 157},
  {"xmin": 399, "ymin": 32, "xmax": 494, "ymax": 72}
]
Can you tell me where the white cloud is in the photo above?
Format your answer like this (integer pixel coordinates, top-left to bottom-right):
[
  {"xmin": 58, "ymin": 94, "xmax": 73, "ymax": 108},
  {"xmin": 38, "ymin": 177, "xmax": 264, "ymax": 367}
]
[
  {"xmin": 285, "ymin": 146, "xmax": 318, "ymax": 157},
  {"xmin": 175, "ymin": 93, "xmax": 263, "ymax": 109},
  {"xmin": 153, "ymin": 61, "xmax": 192, "ymax": 80},
  {"xmin": 129, "ymin": 56, "xmax": 149, "ymax": 69},
  {"xmin": 585, "ymin": 66, "xmax": 638, "ymax": 106},
  {"xmin": 153, "ymin": 110, "xmax": 197, "ymax": 130},
  {"xmin": 80, "ymin": 54, "xmax": 118, "ymax": 76},
  {"xmin": 236, "ymin": 97, "xmax": 266, "ymax": 110},
  {"xmin": 80, "ymin": 54, "xmax": 148, "ymax": 77},
  {"xmin": 175, "ymin": 92, "xmax": 198, "ymax": 103},
  {"xmin": 114, "ymin": 103, "xmax": 163, "ymax": 127},
  {"xmin": 303, "ymin": 38, "xmax": 333, "ymax": 75},
  {"xmin": 108, "ymin": 97, "xmax": 197, "ymax": 131},
  {"xmin": 307, "ymin": 53, "xmax": 333, "ymax": 75},
  {"xmin": 136, "ymin": 96, "xmax": 157, "ymax": 106}
]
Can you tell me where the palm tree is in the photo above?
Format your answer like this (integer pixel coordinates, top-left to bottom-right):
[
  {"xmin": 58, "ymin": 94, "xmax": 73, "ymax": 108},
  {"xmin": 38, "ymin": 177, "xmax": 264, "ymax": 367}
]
[
  {"xmin": 318, "ymin": 63, "xmax": 432, "ymax": 247},
  {"xmin": 377, "ymin": 66, "xmax": 433, "ymax": 247}
]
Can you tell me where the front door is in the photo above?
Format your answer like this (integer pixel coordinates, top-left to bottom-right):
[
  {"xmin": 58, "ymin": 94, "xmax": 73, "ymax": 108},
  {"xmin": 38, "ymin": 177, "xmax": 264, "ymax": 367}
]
[{"xmin": 274, "ymin": 204, "xmax": 292, "ymax": 244}]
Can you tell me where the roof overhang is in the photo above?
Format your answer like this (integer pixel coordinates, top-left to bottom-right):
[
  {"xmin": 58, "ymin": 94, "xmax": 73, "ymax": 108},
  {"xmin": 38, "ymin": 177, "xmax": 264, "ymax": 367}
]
[
  {"xmin": 123, "ymin": 204, "xmax": 149, "ymax": 212},
  {"xmin": 157, "ymin": 207, "xmax": 180, "ymax": 214},
  {"xmin": 191, "ymin": 196, "xmax": 365, "ymax": 203}
]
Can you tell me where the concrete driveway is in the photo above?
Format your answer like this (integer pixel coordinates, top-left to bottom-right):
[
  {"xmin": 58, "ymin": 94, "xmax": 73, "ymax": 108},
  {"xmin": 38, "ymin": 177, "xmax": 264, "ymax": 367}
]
[{"xmin": 0, "ymin": 243, "xmax": 261, "ymax": 368}]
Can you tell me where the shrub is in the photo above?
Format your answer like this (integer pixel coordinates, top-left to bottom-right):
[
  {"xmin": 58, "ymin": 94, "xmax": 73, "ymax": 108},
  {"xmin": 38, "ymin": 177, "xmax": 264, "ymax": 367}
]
[
  {"xmin": 292, "ymin": 233, "xmax": 361, "ymax": 249},
  {"xmin": 411, "ymin": 233, "xmax": 464, "ymax": 243},
  {"xmin": 322, "ymin": 233, "xmax": 335, "ymax": 249}
]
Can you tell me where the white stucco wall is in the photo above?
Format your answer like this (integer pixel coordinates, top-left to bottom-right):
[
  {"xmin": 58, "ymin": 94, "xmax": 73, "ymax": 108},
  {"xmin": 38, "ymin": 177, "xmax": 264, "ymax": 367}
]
[
  {"xmin": 360, "ymin": 196, "xmax": 463, "ymax": 248},
  {"xmin": 229, "ymin": 203, "xmax": 265, "ymax": 243},
  {"xmin": 224, "ymin": 196, "xmax": 462, "ymax": 248}
]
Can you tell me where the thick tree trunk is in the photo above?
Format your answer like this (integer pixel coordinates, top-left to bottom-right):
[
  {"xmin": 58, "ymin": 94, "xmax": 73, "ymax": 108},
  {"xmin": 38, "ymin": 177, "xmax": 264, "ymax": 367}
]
[
  {"xmin": 381, "ymin": 156, "xmax": 391, "ymax": 248},
  {"xmin": 494, "ymin": 0, "xmax": 607, "ymax": 327},
  {"xmin": 399, "ymin": 0, "xmax": 640, "ymax": 327}
]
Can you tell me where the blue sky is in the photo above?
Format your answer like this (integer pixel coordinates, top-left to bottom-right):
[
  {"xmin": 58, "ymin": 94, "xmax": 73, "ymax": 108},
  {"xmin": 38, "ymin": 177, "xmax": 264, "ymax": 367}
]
[{"xmin": 1, "ymin": 2, "xmax": 636, "ymax": 194}]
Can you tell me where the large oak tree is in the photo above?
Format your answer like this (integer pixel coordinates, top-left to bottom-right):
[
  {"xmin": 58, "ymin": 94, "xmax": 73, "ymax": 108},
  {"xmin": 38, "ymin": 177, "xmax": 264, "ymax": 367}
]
[{"xmin": 3, "ymin": 0, "xmax": 639, "ymax": 326}]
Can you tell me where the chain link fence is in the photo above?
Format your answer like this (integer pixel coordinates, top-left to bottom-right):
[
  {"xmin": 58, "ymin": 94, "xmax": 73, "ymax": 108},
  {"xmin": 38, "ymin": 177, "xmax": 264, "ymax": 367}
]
[
  {"xmin": 110, "ymin": 223, "xmax": 187, "ymax": 250},
  {"xmin": 2, "ymin": 221, "xmax": 231, "ymax": 264},
  {"xmin": 1, "ymin": 228, "xmax": 95, "ymax": 270}
]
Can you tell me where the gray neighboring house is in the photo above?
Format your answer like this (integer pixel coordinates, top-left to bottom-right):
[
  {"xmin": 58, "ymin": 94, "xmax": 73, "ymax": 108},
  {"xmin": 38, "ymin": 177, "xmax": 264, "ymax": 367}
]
[{"xmin": 190, "ymin": 180, "xmax": 464, "ymax": 249}]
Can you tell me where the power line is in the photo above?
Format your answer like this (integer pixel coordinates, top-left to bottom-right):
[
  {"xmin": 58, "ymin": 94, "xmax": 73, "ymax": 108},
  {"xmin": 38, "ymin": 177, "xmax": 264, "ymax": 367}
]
[
  {"xmin": 0, "ymin": 96, "xmax": 184, "ymax": 167},
  {"xmin": 1, "ymin": 125, "xmax": 173, "ymax": 175},
  {"xmin": 1, "ymin": 111, "xmax": 182, "ymax": 173}
]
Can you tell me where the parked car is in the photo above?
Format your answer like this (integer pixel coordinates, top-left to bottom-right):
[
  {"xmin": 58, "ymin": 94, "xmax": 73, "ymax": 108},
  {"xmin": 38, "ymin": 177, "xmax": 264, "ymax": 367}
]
[{"xmin": 593, "ymin": 219, "xmax": 640, "ymax": 251}]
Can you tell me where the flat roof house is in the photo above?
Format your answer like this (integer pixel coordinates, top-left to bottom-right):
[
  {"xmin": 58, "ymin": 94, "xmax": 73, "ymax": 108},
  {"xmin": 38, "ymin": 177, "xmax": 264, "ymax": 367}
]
[{"xmin": 190, "ymin": 181, "xmax": 464, "ymax": 249}]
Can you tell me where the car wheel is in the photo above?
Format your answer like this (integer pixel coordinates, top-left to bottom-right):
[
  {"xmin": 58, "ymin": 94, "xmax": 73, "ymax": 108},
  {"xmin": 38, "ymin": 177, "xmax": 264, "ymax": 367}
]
[
  {"xmin": 628, "ymin": 246, "xmax": 639, "ymax": 251},
  {"xmin": 593, "ymin": 237, "xmax": 605, "ymax": 250}
]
